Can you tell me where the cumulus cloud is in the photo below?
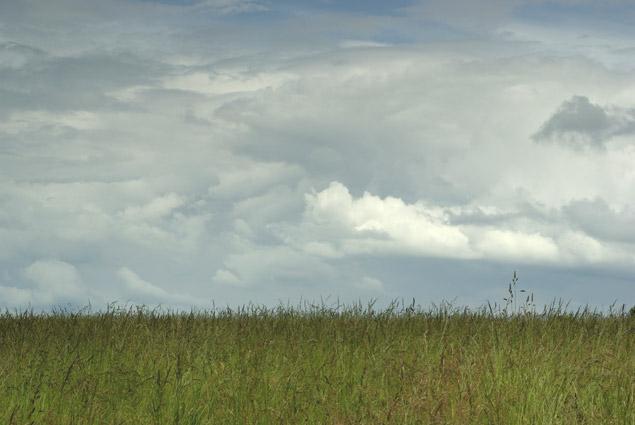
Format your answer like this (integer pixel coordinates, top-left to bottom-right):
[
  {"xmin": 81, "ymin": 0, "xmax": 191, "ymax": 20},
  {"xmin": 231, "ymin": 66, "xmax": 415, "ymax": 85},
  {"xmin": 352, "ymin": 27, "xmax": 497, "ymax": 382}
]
[
  {"xmin": 0, "ymin": 260, "xmax": 90, "ymax": 306},
  {"xmin": 282, "ymin": 182, "xmax": 633, "ymax": 267},
  {"xmin": 302, "ymin": 182, "xmax": 473, "ymax": 259},
  {"xmin": 25, "ymin": 260, "xmax": 81, "ymax": 293},
  {"xmin": 532, "ymin": 95, "xmax": 635, "ymax": 149},
  {"xmin": 355, "ymin": 276, "xmax": 384, "ymax": 292}
]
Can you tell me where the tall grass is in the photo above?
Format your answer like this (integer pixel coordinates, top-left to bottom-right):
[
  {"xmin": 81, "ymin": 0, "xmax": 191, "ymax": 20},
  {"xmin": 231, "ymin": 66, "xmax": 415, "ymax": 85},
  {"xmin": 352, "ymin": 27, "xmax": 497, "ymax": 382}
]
[{"xmin": 1, "ymin": 298, "xmax": 632, "ymax": 424}]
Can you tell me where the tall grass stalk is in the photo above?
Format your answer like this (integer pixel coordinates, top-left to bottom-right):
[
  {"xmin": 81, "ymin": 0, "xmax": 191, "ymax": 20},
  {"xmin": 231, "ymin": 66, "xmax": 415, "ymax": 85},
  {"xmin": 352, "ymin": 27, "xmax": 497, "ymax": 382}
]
[{"xmin": 1, "ymin": 299, "xmax": 633, "ymax": 424}]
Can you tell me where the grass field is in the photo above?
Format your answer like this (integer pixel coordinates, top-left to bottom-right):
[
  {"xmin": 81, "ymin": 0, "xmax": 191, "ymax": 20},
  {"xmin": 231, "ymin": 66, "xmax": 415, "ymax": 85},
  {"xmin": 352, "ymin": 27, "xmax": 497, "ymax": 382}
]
[{"xmin": 0, "ymin": 300, "xmax": 633, "ymax": 425}]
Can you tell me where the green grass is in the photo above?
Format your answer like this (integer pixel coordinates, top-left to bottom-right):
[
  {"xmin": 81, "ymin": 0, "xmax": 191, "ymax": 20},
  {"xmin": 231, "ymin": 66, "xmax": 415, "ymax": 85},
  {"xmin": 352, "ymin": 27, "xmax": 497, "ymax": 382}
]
[{"xmin": 0, "ymin": 302, "xmax": 633, "ymax": 424}]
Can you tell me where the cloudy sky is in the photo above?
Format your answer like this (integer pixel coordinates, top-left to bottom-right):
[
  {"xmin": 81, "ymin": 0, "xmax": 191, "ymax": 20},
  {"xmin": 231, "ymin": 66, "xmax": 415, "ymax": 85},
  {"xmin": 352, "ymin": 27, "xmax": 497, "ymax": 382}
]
[{"xmin": 1, "ymin": 0, "xmax": 634, "ymax": 311}]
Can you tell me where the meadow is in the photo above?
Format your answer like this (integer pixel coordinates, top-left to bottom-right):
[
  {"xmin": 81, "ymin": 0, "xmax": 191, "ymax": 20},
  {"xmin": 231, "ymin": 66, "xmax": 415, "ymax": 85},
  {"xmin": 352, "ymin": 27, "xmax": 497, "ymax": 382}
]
[{"xmin": 0, "ymin": 299, "xmax": 633, "ymax": 424}]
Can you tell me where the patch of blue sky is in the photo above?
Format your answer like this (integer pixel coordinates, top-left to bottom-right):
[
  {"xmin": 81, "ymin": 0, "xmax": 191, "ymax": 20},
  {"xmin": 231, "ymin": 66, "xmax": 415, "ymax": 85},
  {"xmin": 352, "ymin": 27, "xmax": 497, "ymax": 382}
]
[
  {"xmin": 273, "ymin": 0, "xmax": 418, "ymax": 16},
  {"xmin": 132, "ymin": 0, "xmax": 199, "ymax": 5},
  {"xmin": 211, "ymin": 7, "xmax": 287, "ymax": 24},
  {"xmin": 515, "ymin": 1, "xmax": 635, "ymax": 28},
  {"xmin": 131, "ymin": 0, "xmax": 418, "ymax": 15},
  {"xmin": 210, "ymin": 0, "xmax": 420, "ymax": 24},
  {"xmin": 369, "ymin": 22, "xmax": 471, "ymax": 45}
]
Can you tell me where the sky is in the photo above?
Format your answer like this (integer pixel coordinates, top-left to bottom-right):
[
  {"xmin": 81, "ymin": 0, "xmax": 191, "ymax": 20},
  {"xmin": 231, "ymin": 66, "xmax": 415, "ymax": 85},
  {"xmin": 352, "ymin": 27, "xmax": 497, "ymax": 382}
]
[{"xmin": 1, "ymin": 0, "xmax": 634, "ymax": 311}]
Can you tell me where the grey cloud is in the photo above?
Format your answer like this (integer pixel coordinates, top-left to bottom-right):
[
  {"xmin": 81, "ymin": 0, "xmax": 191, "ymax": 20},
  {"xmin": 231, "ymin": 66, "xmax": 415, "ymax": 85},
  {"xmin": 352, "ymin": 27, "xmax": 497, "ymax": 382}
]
[
  {"xmin": 563, "ymin": 198, "xmax": 635, "ymax": 243},
  {"xmin": 211, "ymin": 50, "xmax": 492, "ymax": 204},
  {"xmin": 231, "ymin": 185, "xmax": 305, "ymax": 236},
  {"xmin": 1, "ymin": 0, "xmax": 635, "ymax": 310},
  {"xmin": 0, "ymin": 51, "xmax": 167, "ymax": 114},
  {"xmin": 0, "ymin": 41, "xmax": 46, "ymax": 69},
  {"xmin": 3, "ymin": 46, "xmax": 634, "ymax": 309},
  {"xmin": 532, "ymin": 95, "xmax": 635, "ymax": 149}
]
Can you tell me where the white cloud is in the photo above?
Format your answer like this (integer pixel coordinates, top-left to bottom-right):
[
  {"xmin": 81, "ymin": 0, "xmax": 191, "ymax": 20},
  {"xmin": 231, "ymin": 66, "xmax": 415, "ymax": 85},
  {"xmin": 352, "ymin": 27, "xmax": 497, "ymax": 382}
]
[
  {"xmin": 291, "ymin": 182, "xmax": 634, "ymax": 267},
  {"xmin": 21, "ymin": 260, "xmax": 86, "ymax": 304},
  {"xmin": 355, "ymin": 276, "xmax": 384, "ymax": 292},
  {"xmin": 304, "ymin": 182, "xmax": 473, "ymax": 259},
  {"xmin": 473, "ymin": 229, "xmax": 558, "ymax": 262}
]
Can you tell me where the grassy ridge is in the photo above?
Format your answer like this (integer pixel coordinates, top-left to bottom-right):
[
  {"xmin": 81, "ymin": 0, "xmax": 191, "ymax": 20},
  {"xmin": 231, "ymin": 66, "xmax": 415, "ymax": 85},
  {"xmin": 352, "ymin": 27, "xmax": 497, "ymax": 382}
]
[{"xmin": 0, "ymin": 303, "xmax": 633, "ymax": 424}]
